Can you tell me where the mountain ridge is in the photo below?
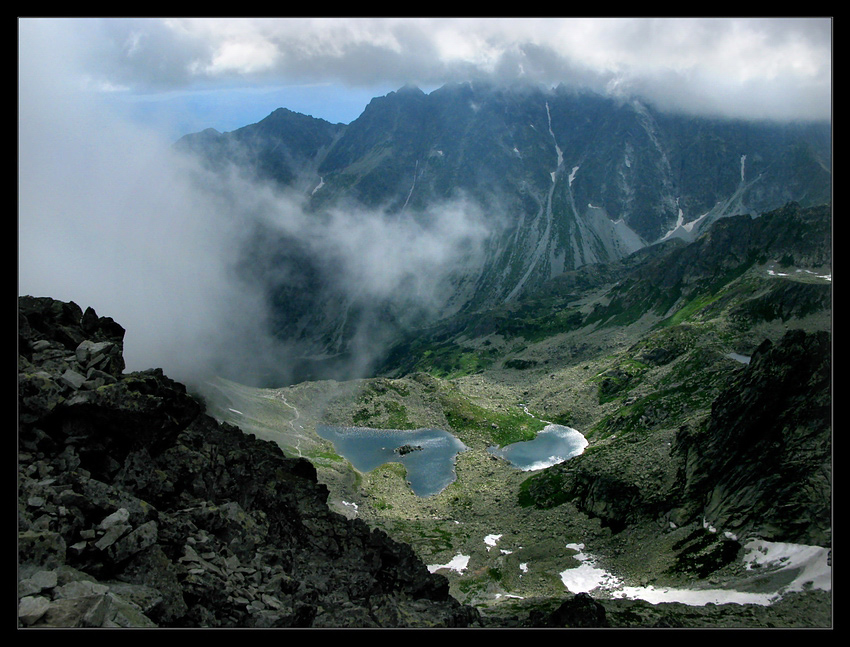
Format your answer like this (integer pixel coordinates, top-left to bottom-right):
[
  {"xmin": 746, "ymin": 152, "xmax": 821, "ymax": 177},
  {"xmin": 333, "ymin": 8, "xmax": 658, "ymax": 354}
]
[
  {"xmin": 175, "ymin": 83, "xmax": 830, "ymax": 383},
  {"xmin": 20, "ymin": 128, "xmax": 832, "ymax": 626},
  {"xmin": 17, "ymin": 296, "xmax": 482, "ymax": 628}
]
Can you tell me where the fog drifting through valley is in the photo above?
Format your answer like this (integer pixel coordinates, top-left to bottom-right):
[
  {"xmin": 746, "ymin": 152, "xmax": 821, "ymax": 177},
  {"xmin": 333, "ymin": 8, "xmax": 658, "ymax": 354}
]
[{"xmin": 19, "ymin": 39, "xmax": 495, "ymax": 389}]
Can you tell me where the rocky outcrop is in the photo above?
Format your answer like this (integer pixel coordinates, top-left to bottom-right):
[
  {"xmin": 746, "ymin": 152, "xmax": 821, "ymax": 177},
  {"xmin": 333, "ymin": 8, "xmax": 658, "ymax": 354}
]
[
  {"xmin": 17, "ymin": 296, "xmax": 481, "ymax": 628},
  {"xmin": 672, "ymin": 329, "xmax": 832, "ymax": 546},
  {"xmin": 526, "ymin": 592, "xmax": 610, "ymax": 628},
  {"xmin": 587, "ymin": 202, "xmax": 832, "ymax": 328},
  {"xmin": 519, "ymin": 328, "xmax": 831, "ymax": 552}
]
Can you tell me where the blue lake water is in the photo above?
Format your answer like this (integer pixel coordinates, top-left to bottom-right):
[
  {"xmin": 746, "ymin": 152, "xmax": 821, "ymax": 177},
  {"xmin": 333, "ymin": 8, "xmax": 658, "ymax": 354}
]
[
  {"xmin": 316, "ymin": 425, "xmax": 469, "ymax": 497},
  {"xmin": 488, "ymin": 424, "xmax": 588, "ymax": 471}
]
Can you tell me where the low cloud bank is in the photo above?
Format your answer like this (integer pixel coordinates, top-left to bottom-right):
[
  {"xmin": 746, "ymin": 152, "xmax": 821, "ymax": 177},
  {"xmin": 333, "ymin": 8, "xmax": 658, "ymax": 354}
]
[{"xmin": 19, "ymin": 67, "xmax": 493, "ymax": 388}]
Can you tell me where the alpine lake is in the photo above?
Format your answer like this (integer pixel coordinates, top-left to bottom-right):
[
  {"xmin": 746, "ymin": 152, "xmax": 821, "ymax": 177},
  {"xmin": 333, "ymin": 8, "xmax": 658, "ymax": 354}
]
[{"xmin": 316, "ymin": 422, "xmax": 587, "ymax": 497}]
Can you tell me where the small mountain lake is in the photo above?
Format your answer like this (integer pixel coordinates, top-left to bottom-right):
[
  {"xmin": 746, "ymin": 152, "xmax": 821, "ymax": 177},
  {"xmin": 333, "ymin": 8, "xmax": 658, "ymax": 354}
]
[
  {"xmin": 316, "ymin": 425, "xmax": 469, "ymax": 497},
  {"xmin": 488, "ymin": 424, "xmax": 588, "ymax": 471}
]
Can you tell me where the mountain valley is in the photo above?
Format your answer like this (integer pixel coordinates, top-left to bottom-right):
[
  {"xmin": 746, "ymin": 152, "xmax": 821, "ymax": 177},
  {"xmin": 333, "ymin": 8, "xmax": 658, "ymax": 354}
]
[
  {"xmin": 196, "ymin": 202, "xmax": 831, "ymax": 626},
  {"xmin": 19, "ymin": 82, "xmax": 831, "ymax": 628},
  {"xmin": 177, "ymin": 83, "xmax": 831, "ymax": 387}
]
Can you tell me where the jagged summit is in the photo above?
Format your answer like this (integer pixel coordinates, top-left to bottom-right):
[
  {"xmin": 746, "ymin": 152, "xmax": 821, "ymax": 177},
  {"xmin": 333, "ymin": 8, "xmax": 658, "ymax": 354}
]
[{"xmin": 394, "ymin": 82, "xmax": 426, "ymax": 95}]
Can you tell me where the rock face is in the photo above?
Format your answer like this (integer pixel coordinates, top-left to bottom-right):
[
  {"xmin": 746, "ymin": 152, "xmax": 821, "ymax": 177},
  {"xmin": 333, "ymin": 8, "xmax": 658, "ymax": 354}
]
[
  {"xmin": 176, "ymin": 85, "xmax": 831, "ymax": 385},
  {"xmin": 517, "ymin": 329, "xmax": 831, "ymax": 550},
  {"xmin": 672, "ymin": 329, "xmax": 832, "ymax": 546},
  {"xmin": 17, "ymin": 296, "xmax": 481, "ymax": 628}
]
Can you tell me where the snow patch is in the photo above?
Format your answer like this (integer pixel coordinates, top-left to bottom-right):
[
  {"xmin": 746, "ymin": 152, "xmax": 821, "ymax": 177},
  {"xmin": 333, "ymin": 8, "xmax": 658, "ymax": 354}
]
[
  {"xmin": 545, "ymin": 102, "xmax": 563, "ymax": 169},
  {"xmin": 742, "ymin": 539, "xmax": 832, "ymax": 595},
  {"xmin": 559, "ymin": 539, "xmax": 830, "ymax": 607},
  {"xmin": 658, "ymin": 209, "xmax": 711, "ymax": 243},
  {"xmin": 428, "ymin": 553, "xmax": 470, "ymax": 574},
  {"xmin": 560, "ymin": 544, "xmax": 620, "ymax": 594}
]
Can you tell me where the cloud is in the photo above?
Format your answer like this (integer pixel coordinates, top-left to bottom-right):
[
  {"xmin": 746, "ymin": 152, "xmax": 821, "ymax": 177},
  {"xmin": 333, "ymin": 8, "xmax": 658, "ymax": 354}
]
[
  {"xmin": 24, "ymin": 17, "xmax": 831, "ymax": 123},
  {"xmin": 19, "ymin": 55, "xmax": 274, "ymax": 385},
  {"xmin": 19, "ymin": 19, "xmax": 495, "ymax": 387},
  {"xmin": 194, "ymin": 168, "xmax": 495, "ymax": 384}
]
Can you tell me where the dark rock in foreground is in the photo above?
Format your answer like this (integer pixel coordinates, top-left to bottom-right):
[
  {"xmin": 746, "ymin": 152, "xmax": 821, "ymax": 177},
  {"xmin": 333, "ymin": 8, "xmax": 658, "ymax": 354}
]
[
  {"xmin": 17, "ymin": 296, "xmax": 481, "ymax": 628},
  {"xmin": 527, "ymin": 592, "xmax": 610, "ymax": 628}
]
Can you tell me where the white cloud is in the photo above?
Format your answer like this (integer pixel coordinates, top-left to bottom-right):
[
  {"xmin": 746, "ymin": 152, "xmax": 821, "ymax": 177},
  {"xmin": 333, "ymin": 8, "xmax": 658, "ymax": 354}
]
[
  {"xmin": 204, "ymin": 38, "xmax": 279, "ymax": 75},
  {"xmin": 18, "ymin": 19, "xmax": 496, "ymax": 386},
  {"xmin": 23, "ymin": 17, "xmax": 831, "ymax": 123}
]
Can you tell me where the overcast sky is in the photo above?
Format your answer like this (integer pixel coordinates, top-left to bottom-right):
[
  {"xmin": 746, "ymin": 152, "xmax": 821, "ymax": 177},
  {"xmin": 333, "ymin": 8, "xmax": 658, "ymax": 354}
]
[
  {"xmin": 20, "ymin": 17, "xmax": 832, "ymax": 137},
  {"xmin": 17, "ymin": 17, "xmax": 833, "ymax": 386}
]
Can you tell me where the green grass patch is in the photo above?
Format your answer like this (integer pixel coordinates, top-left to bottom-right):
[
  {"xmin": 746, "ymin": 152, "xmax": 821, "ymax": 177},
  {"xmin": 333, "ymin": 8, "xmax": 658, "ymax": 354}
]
[
  {"xmin": 589, "ymin": 347, "xmax": 735, "ymax": 439},
  {"xmin": 351, "ymin": 400, "xmax": 414, "ymax": 429},
  {"xmin": 437, "ymin": 384, "xmax": 545, "ymax": 447},
  {"xmin": 303, "ymin": 448, "xmax": 346, "ymax": 463},
  {"xmin": 549, "ymin": 410, "xmax": 575, "ymax": 426},
  {"xmin": 590, "ymin": 357, "xmax": 652, "ymax": 405},
  {"xmin": 657, "ymin": 291, "xmax": 724, "ymax": 328},
  {"xmin": 498, "ymin": 306, "xmax": 585, "ymax": 343},
  {"xmin": 402, "ymin": 343, "xmax": 499, "ymax": 379}
]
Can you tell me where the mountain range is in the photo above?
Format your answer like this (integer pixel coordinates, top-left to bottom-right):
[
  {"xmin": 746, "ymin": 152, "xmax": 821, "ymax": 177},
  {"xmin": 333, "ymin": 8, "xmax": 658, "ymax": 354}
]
[
  {"xmin": 18, "ymin": 81, "xmax": 831, "ymax": 627},
  {"xmin": 173, "ymin": 83, "xmax": 831, "ymax": 625},
  {"xmin": 177, "ymin": 82, "xmax": 831, "ymax": 384}
]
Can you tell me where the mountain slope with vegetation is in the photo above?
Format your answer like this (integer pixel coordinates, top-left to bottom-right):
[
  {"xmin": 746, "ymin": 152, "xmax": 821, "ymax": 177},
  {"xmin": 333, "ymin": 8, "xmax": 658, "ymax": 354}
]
[
  {"xmin": 175, "ymin": 84, "xmax": 831, "ymax": 380},
  {"xmin": 193, "ymin": 201, "xmax": 831, "ymax": 627},
  {"xmin": 18, "ymin": 200, "xmax": 832, "ymax": 627}
]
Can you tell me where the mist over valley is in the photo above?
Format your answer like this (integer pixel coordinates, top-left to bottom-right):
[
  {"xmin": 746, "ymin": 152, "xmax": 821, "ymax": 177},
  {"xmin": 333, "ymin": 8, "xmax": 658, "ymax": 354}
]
[{"xmin": 18, "ymin": 18, "xmax": 831, "ymax": 628}]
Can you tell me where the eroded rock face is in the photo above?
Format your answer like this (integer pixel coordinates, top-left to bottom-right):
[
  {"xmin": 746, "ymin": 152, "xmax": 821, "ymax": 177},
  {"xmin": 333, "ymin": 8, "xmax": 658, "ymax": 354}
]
[{"xmin": 17, "ymin": 296, "xmax": 481, "ymax": 628}]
